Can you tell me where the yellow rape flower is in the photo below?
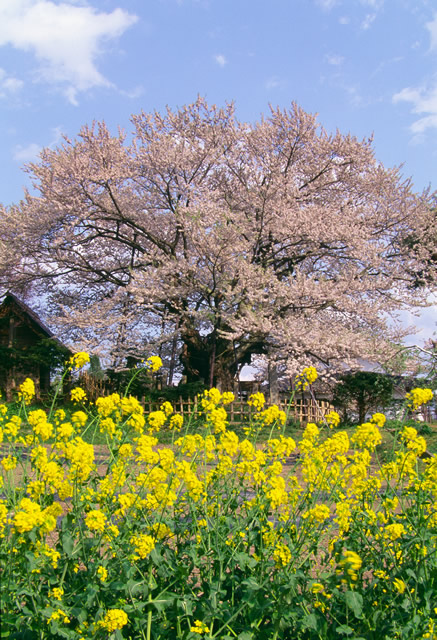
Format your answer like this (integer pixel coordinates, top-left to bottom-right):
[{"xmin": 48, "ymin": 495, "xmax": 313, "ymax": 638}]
[
  {"xmin": 405, "ymin": 387, "xmax": 433, "ymax": 410},
  {"xmin": 146, "ymin": 355, "xmax": 162, "ymax": 372},
  {"xmin": 118, "ymin": 443, "xmax": 133, "ymax": 458},
  {"xmin": 96, "ymin": 393, "xmax": 121, "ymax": 417},
  {"xmin": 47, "ymin": 610, "xmax": 70, "ymax": 624},
  {"xmin": 4, "ymin": 415, "xmax": 21, "ymax": 438},
  {"xmin": 371, "ymin": 413, "xmax": 386, "ymax": 428},
  {"xmin": 99, "ymin": 417, "xmax": 116, "ymax": 437},
  {"xmin": 85, "ymin": 509, "xmax": 106, "ymax": 533},
  {"xmin": 256, "ymin": 405, "xmax": 286, "ymax": 427},
  {"xmin": 303, "ymin": 366, "xmax": 318, "ymax": 383},
  {"xmin": 43, "ymin": 546, "xmax": 60, "ymax": 568},
  {"xmin": 56, "ymin": 422, "xmax": 75, "ymax": 440},
  {"xmin": 130, "ymin": 533, "xmax": 155, "ymax": 559},
  {"xmin": 384, "ymin": 523, "xmax": 405, "ymax": 541},
  {"xmin": 18, "ymin": 378, "xmax": 35, "ymax": 404},
  {"xmin": 33, "ymin": 419, "xmax": 53, "ymax": 441},
  {"xmin": 324, "ymin": 410, "xmax": 340, "ymax": 428},
  {"xmin": 49, "ymin": 587, "xmax": 64, "ymax": 601},
  {"xmin": 150, "ymin": 522, "xmax": 173, "ymax": 540},
  {"xmin": 221, "ymin": 391, "xmax": 235, "ymax": 405},
  {"xmin": 54, "ymin": 408, "xmax": 66, "ymax": 423},
  {"xmin": 136, "ymin": 434, "xmax": 159, "ymax": 464},
  {"xmin": 295, "ymin": 366, "xmax": 318, "ymax": 390},
  {"xmin": 190, "ymin": 620, "xmax": 210, "ymax": 634},
  {"xmin": 70, "ymin": 387, "xmax": 87, "ymax": 403},
  {"xmin": 207, "ymin": 406, "xmax": 228, "ymax": 433},
  {"xmin": 393, "ymin": 578, "xmax": 406, "ymax": 594},
  {"xmin": 339, "ymin": 549, "xmax": 362, "ymax": 583},
  {"xmin": 98, "ymin": 609, "xmax": 128, "ymax": 632},
  {"xmin": 351, "ymin": 422, "xmax": 382, "ymax": 451},
  {"xmin": 1, "ymin": 456, "xmax": 17, "ymax": 471},
  {"xmin": 302, "ymin": 422, "xmax": 319, "ymax": 442},
  {"xmin": 71, "ymin": 411, "xmax": 87, "ymax": 429},
  {"xmin": 97, "ymin": 566, "xmax": 108, "ymax": 582},
  {"xmin": 28, "ymin": 409, "xmax": 47, "ymax": 426},
  {"xmin": 13, "ymin": 498, "xmax": 43, "ymax": 533},
  {"xmin": 401, "ymin": 426, "xmax": 427, "ymax": 456},
  {"xmin": 26, "ymin": 480, "xmax": 45, "ymax": 500},
  {"xmin": 311, "ymin": 583, "xmax": 326, "ymax": 594},
  {"xmin": 160, "ymin": 401, "xmax": 174, "ymax": 416},
  {"xmin": 0, "ymin": 500, "xmax": 8, "ymax": 536},
  {"xmin": 148, "ymin": 410, "xmax": 167, "ymax": 433},
  {"xmin": 121, "ymin": 395, "xmax": 143, "ymax": 416},
  {"xmin": 303, "ymin": 504, "xmax": 331, "ymax": 524},
  {"xmin": 273, "ymin": 541, "xmax": 292, "ymax": 567},
  {"xmin": 169, "ymin": 414, "xmax": 183, "ymax": 431},
  {"xmin": 68, "ymin": 352, "xmax": 90, "ymax": 370},
  {"xmin": 61, "ymin": 437, "xmax": 95, "ymax": 481},
  {"xmin": 247, "ymin": 392, "xmax": 265, "ymax": 411}
]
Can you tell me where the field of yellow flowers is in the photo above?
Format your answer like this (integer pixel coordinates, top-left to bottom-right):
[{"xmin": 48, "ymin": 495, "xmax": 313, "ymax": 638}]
[{"xmin": 0, "ymin": 355, "xmax": 436, "ymax": 639}]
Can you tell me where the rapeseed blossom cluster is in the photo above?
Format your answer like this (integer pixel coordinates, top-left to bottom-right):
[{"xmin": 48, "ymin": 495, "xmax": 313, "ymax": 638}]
[
  {"xmin": 70, "ymin": 387, "xmax": 87, "ymax": 403},
  {"xmin": 0, "ymin": 362, "xmax": 436, "ymax": 640},
  {"xmin": 405, "ymin": 387, "xmax": 433, "ymax": 410},
  {"xmin": 68, "ymin": 352, "xmax": 90, "ymax": 370},
  {"xmin": 339, "ymin": 549, "xmax": 362, "ymax": 583},
  {"xmin": 295, "ymin": 366, "xmax": 318, "ymax": 390},
  {"xmin": 324, "ymin": 410, "xmax": 341, "ymax": 428},
  {"xmin": 190, "ymin": 620, "xmax": 210, "ymax": 634},
  {"xmin": 98, "ymin": 609, "xmax": 128, "ymax": 632},
  {"xmin": 18, "ymin": 378, "xmax": 36, "ymax": 404},
  {"xmin": 146, "ymin": 355, "xmax": 163, "ymax": 372}
]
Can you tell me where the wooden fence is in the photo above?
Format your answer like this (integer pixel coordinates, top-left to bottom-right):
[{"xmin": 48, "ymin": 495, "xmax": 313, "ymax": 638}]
[
  {"xmin": 78, "ymin": 373, "xmax": 335, "ymax": 425},
  {"xmin": 140, "ymin": 396, "xmax": 334, "ymax": 425}
]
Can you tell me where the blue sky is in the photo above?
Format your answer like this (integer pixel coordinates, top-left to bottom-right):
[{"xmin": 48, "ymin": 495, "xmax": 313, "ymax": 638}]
[{"xmin": 0, "ymin": 0, "xmax": 436, "ymax": 344}]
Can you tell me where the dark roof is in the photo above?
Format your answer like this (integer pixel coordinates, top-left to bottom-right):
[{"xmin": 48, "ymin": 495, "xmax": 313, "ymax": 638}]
[{"xmin": 0, "ymin": 292, "xmax": 72, "ymax": 353}]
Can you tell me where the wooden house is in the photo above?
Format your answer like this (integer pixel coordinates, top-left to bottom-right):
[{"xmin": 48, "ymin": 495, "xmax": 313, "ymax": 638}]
[{"xmin": 0, "ymin": 293, "xmax": 71, "ymax": 400}]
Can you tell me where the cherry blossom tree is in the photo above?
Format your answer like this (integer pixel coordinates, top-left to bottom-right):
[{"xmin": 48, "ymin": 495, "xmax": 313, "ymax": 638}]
[{"xmin": 2, "ymin": 98, "xmax": 436, "ymax": 388}]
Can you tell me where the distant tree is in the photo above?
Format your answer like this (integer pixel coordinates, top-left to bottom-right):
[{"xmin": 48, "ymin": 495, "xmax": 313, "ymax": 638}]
[
  {"xmin": 333, "ymin": 371, "xmax": 394, "ymax": 424},
  {"xmin": 1, "ymin": 99, "xmax": 436, "ymax": 389}
]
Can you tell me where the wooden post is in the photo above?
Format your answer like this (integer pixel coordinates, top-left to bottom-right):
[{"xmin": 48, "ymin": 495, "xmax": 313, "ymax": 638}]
[{"xmin": 268, "ymin": 362, "xmax": 279, "ymax": 404}]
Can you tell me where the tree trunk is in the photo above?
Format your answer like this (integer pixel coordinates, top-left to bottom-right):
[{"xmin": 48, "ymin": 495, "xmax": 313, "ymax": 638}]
[{"xmin": 179, "ymin": 321, "xmax": 268, "ymax": 391}]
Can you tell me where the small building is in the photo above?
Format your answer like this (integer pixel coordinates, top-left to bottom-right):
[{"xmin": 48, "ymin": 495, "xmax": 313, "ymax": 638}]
[{"xmin": 0, "ymin": 293, "xmax": 71, "ymax": 400}]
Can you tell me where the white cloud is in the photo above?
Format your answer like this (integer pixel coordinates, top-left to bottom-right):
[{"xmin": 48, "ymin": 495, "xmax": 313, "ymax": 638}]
[
  {"xmin": 339, "ymin": 16, "xmax": 350, "ymax": 25},
  {"xmin": 13, "ymin": 126, "xmax": 65, "ymax": 163},
  {"xmin": 361, "ymin": 12, "xmax": 377, "ymax": 30},
  {"xmin": 0, "ymin": 0, "xmax": 138, "ymax": 104},
  {"xmin": 360, "ymin": 0, "xmax": 383, "ymax": 8},
  {"xmin": 427, "ymin": 12, "xmax": 437, "ymax": 51},
  {"xmin": 0, "ymin": 67, "xmax": 24, "ymax": 97},
  {"xmin": 265, "ymin": 76, "xmax": 286, "ymax": 90},
  {"xmin": 315, "ymin": 0, "xmax": 338, "ymax": 10},
  {"xmin": 325, "ymin": 53, "xmax": 344, "ymax": 66},
  {"xmin": 120, "ymin": 85, "xmax": 145, "ymax": 99},
  {"xmin": 13, "ymin": 142, "xmax": 42, "ymax": 163},
  {"xmin": 391, "ymin": 12, "xmax": 437, "ymax": 135},
  {"xmin": 214, "ymin": 54, "xmax": 227, "ymax": 67},
  {"xmin": 393, "ymin": 83, "xmax": 437, "ymax": 134}
]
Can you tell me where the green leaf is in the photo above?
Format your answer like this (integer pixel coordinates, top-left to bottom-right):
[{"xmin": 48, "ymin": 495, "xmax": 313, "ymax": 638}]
[
  {"xmin": 238, "ymin": 633, "xmax": 254, "ymax": 640},
  {"xmin": 150, "ymin": 593, "xmax": 176, "ymax": 612},
  {"xmin": 84, "ymin": 585, "xmax": 98, "ymax": 607},
  {"xmin": 302, "ymin": 613, "xmax": 319, "ymax": 631},
  {"xmin": 61, "ymin": 532, "xmax": 74, "ymax": 556},
  {"xmin": 336, "ymin": 625, "xmax": 355, "ymax": 636},
  {"xmin": 241, "ymin": 577, "xmax": 261, "ymax": 591},
  {"xmin": 345, "ymin": 591, "xmax": 363, "ymax": 619}
]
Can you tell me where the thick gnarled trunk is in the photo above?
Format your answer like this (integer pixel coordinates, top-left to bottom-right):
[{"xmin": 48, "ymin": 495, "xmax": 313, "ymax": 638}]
[{"xmin": 179, "ymin": 323, "xmax": 265, "ymax": 391}]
